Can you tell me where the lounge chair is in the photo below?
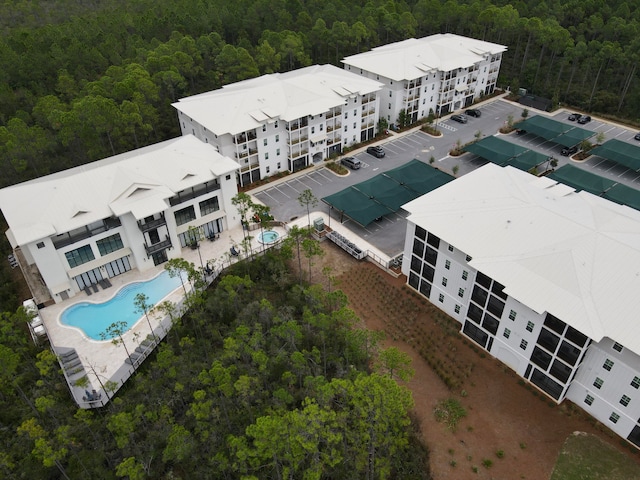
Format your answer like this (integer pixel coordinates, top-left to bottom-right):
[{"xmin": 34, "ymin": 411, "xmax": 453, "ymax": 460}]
[
  {"xmin": 91, "ymin": 283, "xmax": 99, "ymax": 293},
  {"xmin": 58, "ymin": 349, "xmax": 77, "ymax": 359},
  {"xmin": 230, "ymin": 246, "xmax": 240, "ymax": 256},
  {"xmin": 99, "ymin": 279, "xmax": 108, "ymax": 289},
  {"xmin": 62, "ymin": 353, "xmax": 79, "ymax": 365},
  {"xmin": 64, "ymin": 359, "xmax": 82, "ymax": 371},
  {"xmin": 104, "ymin": 278, "xmax": 112, "ymax": 288},
  {"xmin": 84, "ymin": 286, "xmax": 92, "ymax": 296}
]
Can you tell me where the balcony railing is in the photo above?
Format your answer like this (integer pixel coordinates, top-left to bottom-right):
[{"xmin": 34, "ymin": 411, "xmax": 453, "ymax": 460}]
[
  {"xmin": 53, "ymin": 218, "xmax": 122, "ymax": 249},
  {"xmin": 144, "ymin": 236, "xmax": 172, "ymax": 256},
  {"xmin": 138, "ymin": 214, "xmax": 166, "ymax": 233},
  {"xmin": 289, "ymin": 136, "xmax": 308, "ymax": 145}
]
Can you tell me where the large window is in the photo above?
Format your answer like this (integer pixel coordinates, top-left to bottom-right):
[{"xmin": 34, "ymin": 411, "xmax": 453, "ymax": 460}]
[
  {"xmin": 65, "ymin": 245, "xmax": 95, "ymax": 268},
  {"xmin": 174, "ymin": 205, "xmax": 196, "ymax": 226},
  {"xmin": 96, "ymin": 233, "xmax": 124, "ymax": 256},
  {"xmin": 199, "ymin": 196, "xmax": 220, "ymax": 216}
]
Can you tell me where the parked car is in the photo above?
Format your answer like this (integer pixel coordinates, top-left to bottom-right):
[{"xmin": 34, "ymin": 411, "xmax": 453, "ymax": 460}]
[
  {"xmin": 341, "ymin": 156, "xmax": 362, "ymax": 170},
  {"xmin": 451, "ymin": 114, "xmax": 468, "ymax": 124},
  {"xmin": 577, "ymin": 115, "xmax": 591, "ymax": 124},
  {"xmin": 465, "ymin": 109, "xmax": 481, "ymax": 118},
  {"xmin": 568, "ymin": 113, "xmax": 581, "ymax": 121},
  {"xmin": 634, "ymin": 132, "xmax": 640, "ymax": 141},
  {"xmin": 366, "ymin": 145, "xmax": 385, "ymax": 158},
  {"xmin": 561, "ymin": 145, "xmax": 578, "ymax": 156},
  {"xmin": 516, "ymin": 129, "xmax": 527, "ymax": 135}
]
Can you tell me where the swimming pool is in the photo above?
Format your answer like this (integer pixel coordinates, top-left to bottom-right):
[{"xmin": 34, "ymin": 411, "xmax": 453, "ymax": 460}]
[
  {"xmin": 61, "ymin": 270, "xmax": 185, "ymax": 340},
  {"xmin": 258, "ymin": 230, "xmax": 280, "ymax": 244}
]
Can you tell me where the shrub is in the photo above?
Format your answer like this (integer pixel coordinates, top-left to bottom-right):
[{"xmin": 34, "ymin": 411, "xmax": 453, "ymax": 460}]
[
  {"xmin": 434, "ymin": 398, "xmax": 467, "ymax": 431},
  {"xmin": 496, "ymin": 449, "xmax": 505, "ymax": 459},
  {"xmin": 482, "ymin": 459, "xmax": 493, "ymax": 468}
]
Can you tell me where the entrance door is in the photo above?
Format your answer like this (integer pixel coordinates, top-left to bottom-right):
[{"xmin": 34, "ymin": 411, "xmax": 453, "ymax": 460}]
[
  {"xmin": 152, "ymin": 250, "xmax": 168, "ymax": 266},
  {"xmin": 148, "ymin": 229, "xmax": 160, "ymax": 244}
]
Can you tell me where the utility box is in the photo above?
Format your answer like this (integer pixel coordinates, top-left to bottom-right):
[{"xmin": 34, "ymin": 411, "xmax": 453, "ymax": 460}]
[{"xmin": 313, "ymin": 218, "xmax": 324, "ymax": 232}]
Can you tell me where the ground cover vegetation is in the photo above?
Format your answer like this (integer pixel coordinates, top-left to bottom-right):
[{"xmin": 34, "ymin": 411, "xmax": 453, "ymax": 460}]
[{"xmin": 0, "ymin": 242, "xmax": 431, "ymax": 479}]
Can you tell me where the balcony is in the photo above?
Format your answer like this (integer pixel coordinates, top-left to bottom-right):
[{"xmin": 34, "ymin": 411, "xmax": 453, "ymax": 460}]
[
  {"xmin": 233, "ymin": 131, "xmax": 257, "ymax": 144},
  {"xmin": 289, "ymin": 136, "xmax": 308, "ymax": 145},
  {"xmin": 52, "ymin": 218, "xmax": 122, "ymax": 249},
  {"xmin": 144, "ymin": 236, "xmax": 172, "ymax": 256},
  {"xmin": 138, "ymin": 214, "xmax": 166, "ymax": 233},
  {"xmin": 286, "ymin": 119, "xmax": 308, "ymax": 131}
]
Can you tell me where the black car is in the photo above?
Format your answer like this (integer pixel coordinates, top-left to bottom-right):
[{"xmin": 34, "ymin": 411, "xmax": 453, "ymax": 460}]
[
  {"xmin": 561, "ymin": 145, "xmax": 578, "ymax": 156},
  {"xmin": 577, "ymin": 115, "xmax": 591, "ymax": 124},
  {"xmin": 366, "ymin": 145, "xmax": 385, "ymax": 158},
  {"xmin": 634, "ymin": 132, "xmax": 640, "ymax": 141},
  {"xmin": 465, "ymin": 109, "xmax": 481, "ymax": 118},
  {"xmin": 568, "ymin": 113, "xmax": 581, "ymax": 121},
  {"xmin": 451, "ymin": 114, "xmax": 468, "ymax": 124}
]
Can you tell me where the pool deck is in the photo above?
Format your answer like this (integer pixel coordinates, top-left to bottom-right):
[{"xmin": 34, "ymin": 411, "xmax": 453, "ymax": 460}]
[{"xmin": 38, "ymin": 211, "xmax": 391, "ymax": 408}]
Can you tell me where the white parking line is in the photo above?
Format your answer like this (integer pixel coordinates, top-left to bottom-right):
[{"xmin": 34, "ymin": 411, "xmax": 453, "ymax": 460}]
[{"xmin": 273, "ymin": 185, "xmax": 293, "ymax": 198}]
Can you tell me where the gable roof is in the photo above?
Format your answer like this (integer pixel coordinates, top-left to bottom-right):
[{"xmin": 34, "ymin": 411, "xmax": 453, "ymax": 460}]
[
  {"xmin": 0, "ymin": 135, "xmax": 238, "ymax": 246},
  {"xmin": 342, "ymin": 34, "xmax": 507, "ymax": 82},
  {"xmin": 173, "ymin": 64, "xmax": 383, "ymax": 136},
  {"xmin": 403, "ymin": 163, "xmax": 640, "ymax": 353}
]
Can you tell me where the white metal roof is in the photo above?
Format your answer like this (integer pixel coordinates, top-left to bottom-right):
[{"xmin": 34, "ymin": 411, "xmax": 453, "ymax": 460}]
[
  {"xmin": 0, "ymin": 135, "xmax": 239, "ymax": 246},
  {"xmin": 343, "ymin": 33, "xmax": 507, "ymax": 82},
  {"xmin": 172, "ymin": 64, "xmax": 383, "ymax": 136},
  {"xmin": 403, "ymin": 164, "xmax": 640, "ymax": 353}
]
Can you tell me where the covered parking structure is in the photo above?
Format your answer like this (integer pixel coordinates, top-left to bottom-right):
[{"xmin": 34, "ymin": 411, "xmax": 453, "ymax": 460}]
[
  {"xmin": 322, "ymin": 160, "xmax": 453, "ymax": 226},
  {"xmin": 463, "ymin": 136, "xmax": 551, "ymax": 172},
  {"xmin": 548, "ymin": 164, "xmax": 640, "ymax": 210},
  {"xmin": 514, "ymin": 115, "xmax": 594, "ymax": 147},
  {"xmin": 589, "ymin": 139, "xmax": 640, "ymax": 172}
]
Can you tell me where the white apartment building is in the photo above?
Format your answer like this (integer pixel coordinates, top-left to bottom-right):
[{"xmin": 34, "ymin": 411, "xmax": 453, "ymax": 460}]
[
  {"xmin": 343, "ymin": 33, "xmax": 507, "ymax": 126},
  {"xmin": 401, "ymin": 163, "xmax": 640, "ymax": 447},
  {"xmin": 0, "ymin": 135, "xmax": 240, "ymax": 305},
  {"xmin": 173, "ymin": 64, "xmax": 383, "ymax": 186}
]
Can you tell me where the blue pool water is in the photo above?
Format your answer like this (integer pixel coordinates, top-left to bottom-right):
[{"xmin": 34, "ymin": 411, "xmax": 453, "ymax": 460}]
[
  {"xmin": 61, "ymin": 271, "xmax": 185, "ymax": 340},
  {"xmin": 258, "ymin": 230, "xmax": 280, "ymax": 244}
]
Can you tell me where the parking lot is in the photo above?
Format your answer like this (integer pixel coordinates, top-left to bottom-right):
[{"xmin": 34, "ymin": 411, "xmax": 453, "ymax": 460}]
[{"xmin": 254, "ymin": 97, "xmax": 640, "ymax": 257}]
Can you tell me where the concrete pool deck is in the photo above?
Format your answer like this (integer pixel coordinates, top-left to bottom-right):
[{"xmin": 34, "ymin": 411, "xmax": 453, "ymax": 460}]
[{"xmin": 38, "ymin": 209, "xmax": 392, "ymax": 408}]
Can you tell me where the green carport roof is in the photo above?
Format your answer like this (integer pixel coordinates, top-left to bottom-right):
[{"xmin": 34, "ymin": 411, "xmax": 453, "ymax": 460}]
[
  {"xmin": 464, "ymin": 136, "xmax": 528, "ymax": 164},
  {"xmin": 602, "ymin": 183, "xmax": 640, "ymax": 211},
  {"xmin": 548, "ymin": 164, "xmax": 616, "ymax": 196},
  {"xmin": 514, "ymin": 115, "xmax": 594, "ymax": 147},
  {"xmin": 322, "ymin": 160, "xmax": 453, "ymax": 227},
  {"xmin": 504, "ymin": 150, "xmax": 549, "ymax": 171},
  {"xmin": 590, "ymin": 139, "xmax": 640, "ymax": 172}
]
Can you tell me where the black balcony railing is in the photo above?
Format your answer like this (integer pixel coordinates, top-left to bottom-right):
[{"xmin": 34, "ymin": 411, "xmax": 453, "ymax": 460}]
[
  {"xmin": 144, "ymin": 236, "xmax": 172, "ymax": 256},
  {"xmin": 138, "ymin": 215, "xmax": 167, "ymax": 233}
]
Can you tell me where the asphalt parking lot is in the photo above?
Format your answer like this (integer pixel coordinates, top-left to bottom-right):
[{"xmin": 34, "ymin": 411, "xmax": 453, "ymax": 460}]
[{"xmin": 253, "ymin": 97, "xmax": 640, "ymax": 257}]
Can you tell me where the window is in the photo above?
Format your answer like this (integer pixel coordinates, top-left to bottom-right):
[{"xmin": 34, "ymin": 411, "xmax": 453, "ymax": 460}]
[
  {"xmin": 632, "ymin": 377, "xmax": 640, "ymax": 389},
  {"xmin": 609, "ymin": 412, "xmax": 620, "ymax": 424},
  {"xmin": 274, "ymin": 121, "xmax": 278, "ymax": 128},
  {"xmin": 613, "ymin": 342, "xmax": 623, "ymax": 352},
  {"xmin": 603, "ymin": 359, "xmax": 614, "ymax": 371},
  {"xmin": 455, "ymin": 304, "xmax": 461, "ymax": 314},
  {"xmin": 593, "ymin": 377, "xmax": 604, "ymax": 389},
  {"xmin": 311, "ymin": 126, "xmax": 315, "ymax": 134},
  {"xmin": 174, "ymin": 205, "xmax": 196, "ymax": 226},
  {"xmin": 37, "ymin": 242, "xmax": 45, "ymax": 249},
  {"xmin": 65, "ymin": 245, "xmax": 95, "ymax": 268},
  {"xmin": 262, "ymin": 124, "xmax": 266, "ymax": 132},
  {"xmin": 353, "ymin": 109, "xmax": 357, "ymax": 116},
  {"xmin": 353, "ymin": 122, "xmax": 356, "ymax": 129},
  {"xmin": 442, "ymin": 277, "xmax": 448, "ymax": 287},
  {"xmin": 584, "ymin": 394, "xmax": 594, "ymax": 406},
  {"xmin": 344, "ymin": 125, "xmax": 348, "ymax": 132},
  {"xmin": 462, "ymin": 270, "xmax": 468, "ymax": 280},
  {"xmin": 277, "ymin": 162, "xmax": 281, "ymax": 169},
  {"xmin": 458, "ymin": 288, "xmax": 464, "ymax": 298},
  {"xmin": 448, "ymin": 245, "xmax": 454, "ymax": 252},
  {"xmin": 277, "ymin": 149, "xmax": 280, "ymax": 156},
  {"xmin": 96, "ymin": 233, "xmax": 124, "ymax": 256},
  {"xmin": 263, "ymin": 139, "xmax": 267, "ymax": 146},
  {"xmin": 275, "ymin": 134, "xmax": 279, "ymax": 142},
  {"xmin": 445, "ymin": 260, "xmax": 451, "ymax": 270},
  {"xmin": 266, "ymin": 166, "xmax": 270, "ymax": 174},
  {"xmin": 345, "ymin": 112, "xmax": 348, "ymax": 118},
  {"xmin": 509, "ymin": 310, "xmax": 517, "ymax": 321},
  {"xmin": 226, "ymin": 174, "xmax": 231, "ymax": 180},
  {"xmin": 389, "ymin": 91, "xmax": 392, "ymax": 97},
  {"xmin": 520, "ymin": 339, "xmax": 528, "ymax": 350},
  {"xmin": 503, "ymin": 328, "xmax": 511, "ymax": 339},
  {"xmin": 620, "ymin": 395, "xmax": 631, "ymax": 407},
  {"xmin": 526, "ymin": 321, "xmax": 535, "ymax": 333},
  {"xmin": 265, "ymin": 153, "xmax": 269, "ymax": 160},
  {"xmin": 438, "ymin": 294, "xmax": 444, "ymax": 303},
  {"xmin": 388, "ymin": 103, "xmax": 391, "ymax": 109},
  {"xmin": 465, "ymin": 255, "xmax": 472, "ymax": 261}
]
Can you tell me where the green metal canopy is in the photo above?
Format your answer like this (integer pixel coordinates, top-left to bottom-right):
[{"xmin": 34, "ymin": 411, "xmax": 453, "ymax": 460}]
[
  {"xmin": 322, "ymin": 160, "xmax": 453, "ymax": 227},
  {"xmin": 514, "ymin": 115, "xmax": 594, "ymax": 147},
  {"xmin": 603, "ymin": 183, "xmax": 640, "ymax": 211},
  {"xmin": 464, "ymin": 136, "xmax": 528, "ymax": 165},
  {"xmin": 590, "ymin": 139, "xmax": 640, "ymax": 172},
  {"xmin": 548, "ymin": 164, "xmax": 616, "ymax": 196}
]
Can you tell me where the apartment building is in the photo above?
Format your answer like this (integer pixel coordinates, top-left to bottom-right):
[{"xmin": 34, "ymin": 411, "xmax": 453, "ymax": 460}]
[
  {"xmin": 343, "ymin": 33, "xmax": 507, "ymax": 125},
  {"xmin": 0, "ymin": 135, "xmax": 240, "ymax": 305},
  {"xmin": 173, "ymin": 64, "xmax": 383, "ymax": 186},
  {"xmin": 401, "ymin": 163, "xmax": 640, "ymax": 447}
]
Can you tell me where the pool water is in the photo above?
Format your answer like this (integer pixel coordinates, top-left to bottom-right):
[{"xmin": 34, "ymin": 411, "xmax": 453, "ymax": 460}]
[
  {"xmin": 61, "ymin": 270, "xmax": 185, "ymax": 340},
  {"xmin": 258, "ymin": 230, "xmax": 280, "ymax": 244}
]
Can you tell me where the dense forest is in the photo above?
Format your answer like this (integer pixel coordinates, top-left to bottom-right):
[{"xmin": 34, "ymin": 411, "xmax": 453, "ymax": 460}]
[
  {"xmin": 1, "ymin": 244, "xmax": 429, "ymax": 479},
  {"xmin": 1, "ymin": 1, "xmax": 640, "ymax": 476}
]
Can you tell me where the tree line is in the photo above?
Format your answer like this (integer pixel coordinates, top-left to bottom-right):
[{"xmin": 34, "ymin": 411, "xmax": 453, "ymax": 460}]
[
  {"xmin": 1, "ymin": 232, "xmax": 429, "ymax": 479},
  {"xmin": 1, "ymin": 0, "xmax": 640, "ymax": 193}
]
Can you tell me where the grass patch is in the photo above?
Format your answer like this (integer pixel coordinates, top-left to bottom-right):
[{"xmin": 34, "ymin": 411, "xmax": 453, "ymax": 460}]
[
  {"xmin": 550, "ymin": 432, "xmax": 640, "ymax": 480},
  {"xmin": 433, "ymin": 398, "xmax": 467, "ymax": 431}
]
